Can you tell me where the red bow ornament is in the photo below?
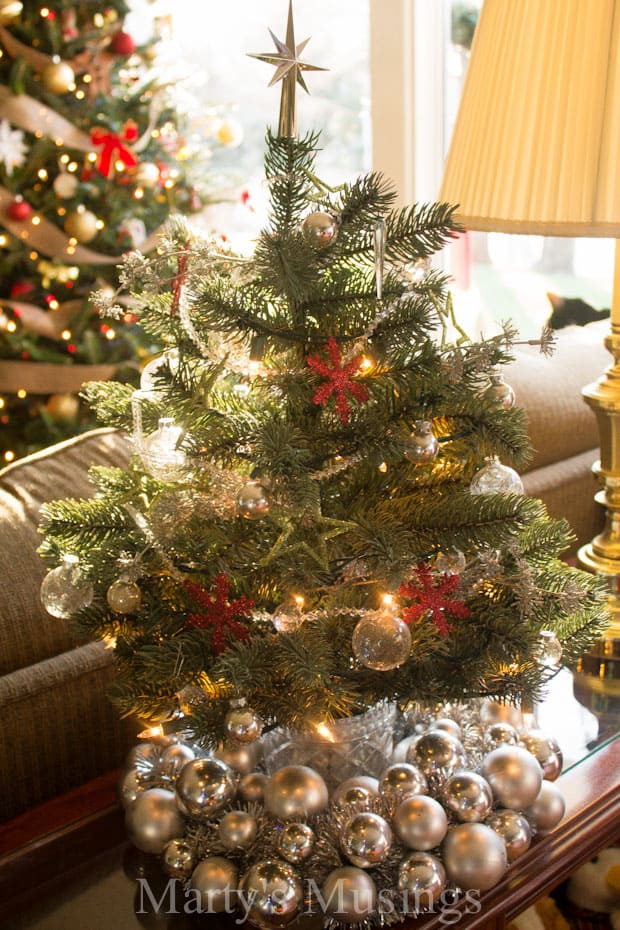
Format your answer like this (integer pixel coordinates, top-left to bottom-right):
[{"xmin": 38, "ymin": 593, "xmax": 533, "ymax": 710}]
[{"xmin": 90, "ymin": 121, "xmax": 139, "ymax": 178}]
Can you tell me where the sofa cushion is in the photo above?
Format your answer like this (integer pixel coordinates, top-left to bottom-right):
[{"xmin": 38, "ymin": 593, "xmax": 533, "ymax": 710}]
[
  {"xmin": 0, "ymin": 427, "xmax": 132, "ymax": 676},
  {"xmin": 506, "ymin": 321, "xmax": 609, "ymax": 472}
]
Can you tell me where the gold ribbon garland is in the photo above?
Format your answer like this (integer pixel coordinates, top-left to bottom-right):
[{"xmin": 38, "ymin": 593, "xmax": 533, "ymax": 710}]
[
  {"xmin": 0, "ymin": 359, "xmax": 117, "ymax": 393},
  {"xmin": 3, "ymin": 297, "xmax": 81, "ymax": 338},
  {"xmin": 0, "ymin": 85, "xmax": 92, "ymax": 149}
]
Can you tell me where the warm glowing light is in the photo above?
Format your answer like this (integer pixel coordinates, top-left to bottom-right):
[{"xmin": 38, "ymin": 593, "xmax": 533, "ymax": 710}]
[
  {"xmin": 68, "ymin": 267, "xmax": 79, "ymax": 280},
  {"xmin": 133, "ymin": 187, "xmax": 144, "ymax": 199},
  {"xmin": 83, "ymin": 73, "xmax": 92, "ymax": 84},
  {"xmin": 93, "ymin": 12, "xmax": 104, "ymax": 27},
  {"xmin": 164, "ymin": 179, "xmax": 175, "ymax": 189},
  {"xmin": 0, "ymin": 398, "xmax": 4, "ymax": 409},
  {"xmin": 67, "ymin": 245, "xmax": 76, "ymax": 255},
  {"xmin": 4, "ymin": 451, "xmax": 14, "ymax": 462},
  {"xmin": 360, "ymin": 355, "xmax": 373, "ymax": 371},
  {"xmin": 61, "ymin": 329, "xmax": 71, "ymax": 340},
  {"xmin": 95, "ymin": 219, "xmax": 105, "ymax": 230},
  {"xmin": 0, "ymin": 235, "xmax": 7, "ymax": 247},
  {"xmin": 67, "ymin": 161, "xmax": 78, "ymax": 173},
  {"xmin": 294, "ymin": 595, "xmax": 305, "ymax": 609},
  {"xmin": 87, "ymin": 152, "xmax": 97, "ymax": 163},
  {"xmin": 378, "ymin": 461, "xmax": 388, "ymax": 473},
  {"xmin": 49, "ymin": 299, "xmax": 59, "ymax": 310},
  {"xmin": 57, "ymin": 207, "xmax": 66, "ymax": 216},
  {"xmin": 105, "ymin": 328, "xmax": 116, "ymax": 340},
  {"xmin": 138, "ymin": 724, "xmax": 164, "ymax": 740},
  {"xmin": 55, "ymin": 138, "xmax": 64, "ymax": 147},
  {"xmin": 248, "ymin": 359, "xmax": 262, "ymax": 378},
  {"xmin": 31, "ymin": 216, "xmax": 41, "ymax": 226},
  {"xmin": 75, "ymin": 90, "xmax": 85, "ymax": 100},
  {"xmin": 29, "ymin": 250, "xmax": 38, "ymax": 260},
  {"xmin": 103, "ymin": 634, "xmax": 117, "ymax": 650},
  {"xmin": 6, "ymin": 321, "xmax": 16, "ymax": 332},
  {"xmin": 151, "ymin": 129, "xmax": 160, "ymax": 139},
  {"xmin": 315, "ymin": 722, "xmax": 336, "ymax": 742},
  {"xmin": 17, "ymin": 388, "xmax": 27, "ymax": 398},
  {"xmin": 40, "ymin": 6, "xmax": 50, "ymax": 16},
  {"xmin": 59, "ymin": 154, "xmax": 70, "ymax": 165},
  {"xmin": 382, "ymin": 593, "xmax": 395, "ymax": 608},
  {"xmin": 37, "ymin": 169, "xmax": 48, "ymax": 180}
]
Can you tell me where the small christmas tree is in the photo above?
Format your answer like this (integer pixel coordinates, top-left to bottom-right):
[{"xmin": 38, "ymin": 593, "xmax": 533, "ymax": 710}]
[
  {"xmin": 39, "ymin": 5, "xmax": 606, "ymax": 923},
  {"xmin": 0, "ymin": 0, "xmax": 228, "ymax": 461}
]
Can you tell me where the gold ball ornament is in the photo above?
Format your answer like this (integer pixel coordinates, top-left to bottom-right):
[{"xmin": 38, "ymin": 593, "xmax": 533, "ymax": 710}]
[
  {"xmin": 486, "ymin": 809, "xmax": 532, "ymax": 861},
  {"xmin": 442, "ymin": 822, "xmax": 508, "ymax": 891},
  {"xmin": 392, "ymin": 795, "xmax": 448, "ymax": 851},
  {"xmin": 301, "ymin": 211, "xmax": 339, "ymax": 248},
  {"xmin": 524, "ymin": 781, "xmax": 566, "ymax": 834},
  {"xmin": 378, "ymin": 763, "xmax": 428, "ymax": 803},
  {"xmin": 0, "ymin": 1, "xmax": 23, "ymax": 25},
  {"xmin": 332, "ymin": 775, "xmax": 379, "ymax": 808},
  {"xmin": 225, "ymin": 701, "xmax": 263, "ymax": 743},
  {"xmin": 191, "ymin": 856, "xmax": 238, "ymax": 913},
  {"xmin": 45, "ymin": 392, "xmax": 80, "ymax": 423},
  {"xmin": 64, "ymin": 208, "xmax": 99, "ymax": 242},
  {"xmin": 480, "ymin": 745, "xmax": 543, "ymax": 810},
  {"xmin": 175, "ymin": 757, "xmax": 236, "ymax": 818},
  {"xmin": 442, "ymin": 770, "xmax": 494, "ymax": 822},
  {"xmin": 236, "ymin": 479, "xmax": 271, "ymax": 520},
  {"xmin": 240, "ymin": 859, "xmax": 304, "ymax": 928},
  {"xmin": 42, "ymin": 59, "xmax": 75, "ymax": 94},
  {"xmin": 218, "ymin": 810, "xmax": 258, "ymax": 849},
  {"xmin": 133, "ymin": 162, "xmax": 160, "ymax": 189},
  {"xmin": 321, "ymin": 866, "xmax": 377, "ymax": 922},
  {"xmin": 106, "ymin": 578, "xmax": 141, "ymax": 614},
  {"xmin": 264, "ymin": 765, "xmax": 329, "ymax": 820},
  {"xmin": 398, "ymin": 852, "xmax": 447, "ymax": 912},
  {"xmin": 340, "ymin": 811, "xmax": 393, "ymax": 868},
  {"xmin": 162, "ymin": 838, "xmax": 195, "ymax": 879},
  {"xmin": 53, "ymin": 172, "xmax": 79, "ymax": 199},
  {"xmin": 125, "ymin": 788, "xmax": 185, "ymax": 855}
]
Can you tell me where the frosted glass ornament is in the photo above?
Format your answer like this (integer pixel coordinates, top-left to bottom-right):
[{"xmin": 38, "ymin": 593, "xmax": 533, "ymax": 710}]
[
  {"xmin": 536, "ymin": 630, "xmax": 563, "ymax": 666},
  {"xmin": 142, "ymin": 417, "xmax": 189, "ymax": 482},
  {"xmin": 352, "ymin": 609, "xmax": 412, "ymax": 671},
  {"xmin": 107, "ymin": 578, "xmax": 142, "ymax": 614},
  {"xmin": 470, "ymin": 457, "xmax": 524, "ymax": 495},
  {"xmin": 40, "ymin": 554, "xmax": 93, "ymax": 618}
]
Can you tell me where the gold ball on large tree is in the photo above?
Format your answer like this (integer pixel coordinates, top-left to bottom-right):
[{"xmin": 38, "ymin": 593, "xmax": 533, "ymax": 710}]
[
  {"xmin": 191, "ymin": 856, "xmax": 238, "ymax": 913},
  {"xmin": 45, "ymin": 392, "xmax": 79, "ymax": 423},
  {"xmin": 264, "ymin": 764, "xmax": 328, "ymax": 820},
  {"xmin": 42, "ymin": 60, "xmax": 75, "ymax": 94},
  {"xmin": 125, "ymin": 787, "xmax": 185, "ymax": 855},
  {"xmin": 64, "ymin": 208, "xmax": 99, "ymax": 242},
  {"xmin": 442, "ymin": 822, "xmax": 508, "ymax": 891}
]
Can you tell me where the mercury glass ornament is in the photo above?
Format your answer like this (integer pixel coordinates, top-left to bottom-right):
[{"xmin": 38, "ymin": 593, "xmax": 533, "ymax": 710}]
[
  {"xmin": 40, "ymin": 554, "xmax": 94, "ymax": 619},
  {"xmin": 239, "ymin": 771, "xmax": 268, "ymax": 802},
  {"xmin": 486, "ymin": 371, "xmax": 516, "ymax": 409},
  {"xmin": 332, "ymin": 775, "xmax": 379, "ymax": 808},
  {"xmin": 175, "ymin": 757, "xmax": 236, "ymax": 819},
  {"xmin": 470, "ymin": 456, "xmax": 524, "ymax": 495},
  {"xmin": 525, "ymin": 782, "xmax": 566, "ymax": 834},
  {"xmin": 537, "ymin": 630, "xmax": 563, "ymax": 666},
  {"xmin": 484, "ymin": 722, "xmax": 519, "ymax": 751},
  {"xmin": 125, "ymin": 788, "xmax": 185, "ymax": 855},
  {"xmin": 191, "ymin": 856, "xmax": 238, "ymax": 913},
  {"xmin": 264, "ymin": 765, "xmax": 328, "ymax": 820},
  {"xmin": 272, "ymin": 597, "xmax": 305, "ymax": 633},
  {"xmin": 225, "ymin": 700, "xmax": 263, "ymax": 743},
  {"xmin": 218, "ymin": 810, "xmax": 258, "ymax": 849},
  {"xmin": 215, "ymin": 741, "xmax": 261, "ymax": 774},
  {"xmin": 442, "ymin": 823, "xmax": 508, "ymax": 891},
  {"xmin": 480, "ymin": 745, "xmax": 543, "ymax": 809},
  {"xmin": 142, "ymin": 417, "xmax": 189, "ymax": 482},
  {"xmin": 162, "ymin": 838, "xmax": 195, "ymax": 879},
  {"xmin": 408, "ymin": 730, "xmax": 465, "ymax": 781},
  {"xmin": 442, "ymin": 771, "xmax": 494, "ymax": 822},
  {"xmin": 340, "ymin": 812, "xmax": 393, "ymax": 868},
  {"xmin": 378, "ymin": 763, "xmax": 428, "ymax": 803},
  {"xmin": 236, "ymin": 479, "xmax": 271, "ymax": 520},
  {"xmin": 241, "ymin": 859, "xmax": 304, "ymax": 928},
  {"xmin": 486, "ymin": 809, "xmax": 532, "ymax": 861},
  {"xmin": 352, "ymin": 609, "xmax": 412, "ymax": 671},
  {"xmin": 403, "ymin": 420, "xmax": 439, "ymax": 463},
  {"xmin": 301, "ymin": 210, "xmax": 339, "ymax": 248},
  {"xmin": 278, "ymin": 822, "xmax": 315, "ymax": 864},
  {"xmin": 398, "ymin": 852, "xmax": 447, "ymax": 912},
  {"xmin": 321, "ymin": 866, "xmax": 377, "ymax": 922},
  {"xmin": 393, "ymin": 795, "xmax": 448, "ymax": 850},
  {"xmin": 106, "ymin": 577, "xmax": 141, "ymax": 614}
]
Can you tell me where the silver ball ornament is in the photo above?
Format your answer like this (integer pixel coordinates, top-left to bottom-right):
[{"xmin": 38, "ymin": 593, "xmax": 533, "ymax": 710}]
[
  {"xmin": 340, "ymin": 811, "xmax": 393, "ymax": 868},
  {"xmin": 378, "ymin": 763, "xmax": 428, "ymax": 803},
  {"xmin": 239, "ymin": 771, "xmax": 268, "ymax": 802},
  {"xmin": 392, "ymin": 795, "xmax": 448, "ymax": 850},
  {"xmin": 301, "ymin": 210, "xmax": 339, "ymax": 248},
  {"xmin": 481, "ymin": 745, "xmax": 543, "ymax": 810},
  {"xmin": 537, "ymin": 630, "xmax": 563, "ymax": 666},
  {"xmin": 542, "ymin": 751, "xmax": 563, "ymax": 782},
  {"xmin": 480, "ymin": 701, "xmax": 522, "ymax": 728},
  {"xmin": 484, "ymin": 722, "xmax": 519, "ymax": 751},
  {"xmin": 118, "ymin": 767, "xmax": 144, "ymax": 809},
  {"xmin": 175, "ymin": 757, "xmax": 237, "ymax": 819},
  {"xmin": 162, "ymin": 838, "xmax": 195, "ymax": 879},
  {"xmin": 278, "ymin": 822, "xmax": 315, "ymax": 864},
  {"xmin": 106, "ymin": 578, "xmax": 141, "ymax": 614},
  {"xmin": 486, "ymin": 809, "xmax": 532, "ymax": 861},
  {"xmin": 398, "ymin": 852, "xmax": 447, "ymax": 912},
  {"xmin": 442, "ymin": 771, "xmax": 494, "ymax": 822},
  {"xmin": 215, "ymin": 741, "xmax": 261, "ymax": 774},
  {"xmin": 352, "ymin": 609, "xmax": 412, "ymax": 671},
  {"xmin": 241, "ymin": 859, "xmax": 304, "ymax": 928},
  {"xmin": 432, "ymin": 717, "xmax": 462, "ymax": 740},
  {"xmin": 442, "ymin": 823, "xmax": 508, "ymax": 891},
  {"xmin": 158, "ymin": 742, "xmax": 196, "ymax": 778},
  {"xmin": 320, "ymin": 866, "xmax": 377, "ymax": 922},
  {"xmin": 225, "ymin": 702, "xmax": 263, "ymax": 743},
  {"xmin": 470, "ymin": 457, "xmax": 524, "ymax": 495},
  {"xmin": 525, "ymin": 781, "xmax": 566, "ymax": 834},
  {"xmin": 125, "ymin": 788, "xmax": 185, "ymax": 855},
  {"xmin": 408, "ymin": 730, "xmax": 465, "ymax": 780},
  {"xmin": 403, "ymin": 420, "xmax": 439, "ymax": 463},
  {"xmin": 332, "ymin": 775, "xmax": 379, "ymax": 808},
  {"xmin": 40, "ymin": 555, "xmax": 93, "ymax": 618},
  {"xmin": 264, "ymin": 765, "xmax": 328, "ymax": 820},
  {"xmin": 237, "ymin": 479, "xmax": 271, "ymax": 520},
  {"xmin": 392, "ymin": 734, "xmax": 421, "ymax": 763},
  {"xmin": 486, "ymin": 372, "xmax": 516, "ymax": 409},
  {"xmin": 519, "ymin": 730, "xmax": 555, "ymax": 764},
  {"xmin": 191, "ymin": 856, "xmax": 238, "ymax": 913},
  {"xmin": 218, "ymin": 811, "xmax": 258, "ymax": 850}
]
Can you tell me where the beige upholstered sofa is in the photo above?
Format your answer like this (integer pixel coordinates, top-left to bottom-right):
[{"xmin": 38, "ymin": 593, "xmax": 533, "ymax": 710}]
[{"xmin": 0, "ymin": 322, "xmax": 611, "ymax": 822}]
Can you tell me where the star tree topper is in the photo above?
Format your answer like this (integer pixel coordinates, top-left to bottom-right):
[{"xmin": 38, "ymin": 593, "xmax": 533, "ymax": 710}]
[{"xmin": 248, "ymin": 0, "xmax": 326, "ymax": 137}]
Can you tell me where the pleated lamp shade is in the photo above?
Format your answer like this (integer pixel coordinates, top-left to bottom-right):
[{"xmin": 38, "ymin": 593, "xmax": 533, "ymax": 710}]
[{"xmin": 439, "ymin": 0, "xmax": 620, "ymax": 237}]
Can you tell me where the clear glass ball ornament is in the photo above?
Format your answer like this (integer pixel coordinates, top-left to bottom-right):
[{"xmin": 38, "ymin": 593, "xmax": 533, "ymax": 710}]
[
  {"xmin": 486, "ymin": 371, "xmax": 516, "ymax": 409},
  {"xmin": 142, "ymin": 417, "xmax": 189, "ymax": 482},
  {"xmin": 236, "ymin": 479, "xmax": 271, "ymax": 520},
  {"xmin": 272, "ymin": 596, "xmax": 306, "ymax": 633},
  {"xmin": 536, "ymin": 630, "xmax": 563, "ymax": 666},
  {"xmin": 403, "ymin": 420, "xmax": 439, "ymax": 463},
  {"xmin": 40, "ymin": 554, "xmax": 94, "ymax": 618},
  {"xmin": 107, "ymin": 577, "xmax": 142, "ymax": 614},
  {"xmin": 301, "ymin": 210, "xmax": 339, "ymax": 248},
  {"xmin": 434, "ymin": 549, "xmax": 467, "ymax": 575},
  {"xmin": 470, "ymin": 456, "xmax": 524, "ymax": 495},
  {"xmin": 352, "ymin": 608, "xmax": 412, "ymax": 671}
]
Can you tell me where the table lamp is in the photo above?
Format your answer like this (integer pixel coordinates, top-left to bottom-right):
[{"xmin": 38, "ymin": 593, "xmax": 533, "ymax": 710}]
[{"xmin": 438, "ymin": 0, "xmax": 620, "ymax": 668}]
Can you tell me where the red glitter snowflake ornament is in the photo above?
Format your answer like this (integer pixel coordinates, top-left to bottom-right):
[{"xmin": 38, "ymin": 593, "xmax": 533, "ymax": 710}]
[
  {"xmin": 398, "ymin": 562, "xmax": 471, "ymax": 638},
  {"xmin": 307, "ymin": 337, "xmax": 370, "ymax": 425},
  {"xmin": 184, "ymin": 574, "xmax": 255, "ymax": 655}
]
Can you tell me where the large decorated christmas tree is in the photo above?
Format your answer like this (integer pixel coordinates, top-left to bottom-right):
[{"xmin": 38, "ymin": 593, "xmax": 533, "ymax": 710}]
[
  {"xmin": 0, "ymin": 0, "xmax": 227, "ymax": 461},
  {"xmin": 39, "ymin": 5, "xmax": 606, "ymax": 925}
]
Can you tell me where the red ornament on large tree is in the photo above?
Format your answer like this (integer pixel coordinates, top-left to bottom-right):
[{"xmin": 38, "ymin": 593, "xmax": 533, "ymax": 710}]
[
  {"xmin": 6, "ymin": 198, "xmax": 32, "ymax": 222},
  {"xmin": 109, "ymin": 30, "xmax": 137, "ymax": 56}
]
